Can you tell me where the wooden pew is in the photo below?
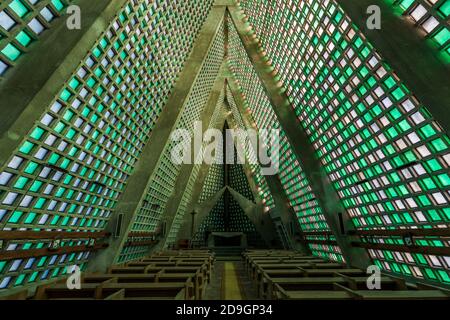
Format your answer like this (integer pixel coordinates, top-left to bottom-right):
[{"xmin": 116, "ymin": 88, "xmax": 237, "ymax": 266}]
[
  {"xmin": 274, "ymin": 283, "xmax": 450, "ymax": 300},
  {"xmin": 101, "ymin": 283, "xmax": 192, "ymax": 300},
  {"xmin": 255, "ymin": 268, "xmax": 366, "ymax": 298},
  {"xmin": 108, "ymin": 261, "xmax": 210, "ymax": 299},
  {"xmin": 251, "ymin": 262, "xmax": 344, "ymax": 282},
  {"xmin": 35, "ymin": 279, "xmax": 193, "ymax": 300},
  {"xmin": 265, "ymin": 276, "xmax": 400, "ymax": 299},
  {"xmin": 9, "ymin": 250, "xmax": 215, "ymax": 300},
  {"xmin": 350, "ymin": 290, "xmax": 450, "ymax": 300},
  {"xmin": 244, "ymin": 249, "xmax": 450, "ymax": 301},
  {"xmin": 243, "ymin": 251, "xmax": 308, "ymax": 271},
  {"xmin": 274, "ymin": 285, "xmax": 354, "ymax": 300}
]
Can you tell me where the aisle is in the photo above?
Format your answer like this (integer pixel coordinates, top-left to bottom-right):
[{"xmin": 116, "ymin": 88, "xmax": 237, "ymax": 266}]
[{"xmin": 204, "ymin": 261, "xmax": 259, "ymax": 300}]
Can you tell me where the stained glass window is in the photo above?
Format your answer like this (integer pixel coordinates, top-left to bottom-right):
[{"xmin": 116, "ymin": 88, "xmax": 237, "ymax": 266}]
[{"xmin": 238, "ymin": 0, "xmax": 450, "ymax": 284}]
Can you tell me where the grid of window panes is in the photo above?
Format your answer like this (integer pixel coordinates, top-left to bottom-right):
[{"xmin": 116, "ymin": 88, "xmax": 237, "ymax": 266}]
[
  {"xmin": 250, "ymin": 166, "xmax": 275, "ymax": 207},
  {"xmin": 0, "ymin": 0, "xmax": 71, "ymax": 78},
  {"xmin": 387, "ymin": 0, "xmax": 450, "ymax": 59},
  {"xmin": 117, "ymin": 245, "xmax": 150, "ymax": 263},
  {"xmin": 367, "ymin": 236, "xmax": 450, "ymax": 283},
  {"xmin": 192, "ymin": 145, "xmax": 225, "ymax": 245},
  {"xmin": 193, "ymin": 194, "xmax": 225, "ymax": 245},
  {"xmin": 226, "ymin": 87, "xmax": 275, "ymax": 209},
  {"xmin": 118, "ymin": 22, "xmax": 224, "ymax": 262},
  {"xmin": 228, "ymin": 195, "xmax": 264, "ymax": 247},
  {"xmin": 165, "ymin": 93, "xmax": 227, "ymax": 248},
  {"xmin": 164, "ymin": 163, "xmax": 200, "ymax": 248},
  {"xmin": 168, "ymin": 166, "xmax": 212, "ymax": 248},
  {"xmin": 228, "ymin": 149, "xmax": 265, "ymax": 247},
  {"xmin": 126, "ymin": 22, "xmax": 225, "ymax": 234},
  {"xmin": 238, "ymin": 0, "xmax": 450, "ymax": 282},
  {"xmin": 0, "ymin": 250, "xmax": 89, "ymax": 290},
  {"xmin": 195, "ymin": 144, "xmax": 264, "ymax": 247},
  {"xmin": 199, "ymin": 147, "xmax": 224, "ymax": 204},
  {"xmin": 194, "ymin": 192, "xmax": 264, "ymax": 247},
  {"xmin": 0, "ymin": 0, "xmax": 214, "ymax": 290},
  {"xmin": 228, "ymin": 20, "xmax": 344, "ymax": 262}
]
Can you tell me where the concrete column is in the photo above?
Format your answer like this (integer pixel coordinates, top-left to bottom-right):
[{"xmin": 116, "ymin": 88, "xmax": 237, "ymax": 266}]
[{"xmin": 227, "ymin": 186, "xmax": 278, "ymax": 246}]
